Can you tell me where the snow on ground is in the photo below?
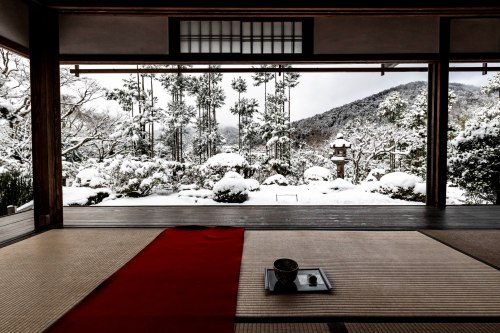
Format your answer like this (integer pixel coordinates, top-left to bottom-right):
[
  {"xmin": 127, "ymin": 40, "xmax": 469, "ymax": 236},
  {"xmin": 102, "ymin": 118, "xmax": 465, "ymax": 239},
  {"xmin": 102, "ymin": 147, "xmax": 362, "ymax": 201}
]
[
  {"xmin": 446, "ymin": 185, "xmax": 467, "ymax": 205},
  {"xmin": 95, "ymin": 181, "xmax": 424, "ymax": 206},
  {"xmin": 64, "ymin": 187, "xmax": 112, "ymax": 205}
]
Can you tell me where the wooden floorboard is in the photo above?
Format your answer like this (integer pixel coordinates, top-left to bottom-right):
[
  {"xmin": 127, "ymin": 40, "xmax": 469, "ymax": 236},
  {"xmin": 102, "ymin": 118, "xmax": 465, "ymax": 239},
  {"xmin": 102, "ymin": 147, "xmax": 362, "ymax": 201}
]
[
  {"xmin": 63, "ymin": 206, "xmax": 500, "ymax": 230},
  {"xmin": 1, "ymin": 206, "xmax": 500, "ymax": 246},
  {"xmin": 0, "ymin": 211, "xmax": 35, "ymax": 245}
]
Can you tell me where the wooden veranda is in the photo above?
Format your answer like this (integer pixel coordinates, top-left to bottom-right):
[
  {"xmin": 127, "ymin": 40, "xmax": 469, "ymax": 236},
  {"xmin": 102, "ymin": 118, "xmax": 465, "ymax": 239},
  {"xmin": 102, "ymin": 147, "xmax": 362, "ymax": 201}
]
[{"xmin": 0, "ymin": 0, "xmax": 500, "ymax": 232}]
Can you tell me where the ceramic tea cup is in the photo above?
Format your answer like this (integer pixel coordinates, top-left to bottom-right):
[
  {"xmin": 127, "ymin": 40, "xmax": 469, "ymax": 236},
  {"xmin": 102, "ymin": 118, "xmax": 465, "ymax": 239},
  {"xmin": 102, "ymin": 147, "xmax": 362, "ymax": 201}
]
[{"xmin": 273, "ymin": 258, "xmax": 299, "ymax": 285}]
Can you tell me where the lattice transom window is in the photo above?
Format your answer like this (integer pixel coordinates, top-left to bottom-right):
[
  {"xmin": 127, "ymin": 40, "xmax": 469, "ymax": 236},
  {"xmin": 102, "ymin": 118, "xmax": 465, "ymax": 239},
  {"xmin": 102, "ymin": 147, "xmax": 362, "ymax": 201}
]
[{"xmin": 179, "ymin": 20, "xmax": 303, "ymax": 54}]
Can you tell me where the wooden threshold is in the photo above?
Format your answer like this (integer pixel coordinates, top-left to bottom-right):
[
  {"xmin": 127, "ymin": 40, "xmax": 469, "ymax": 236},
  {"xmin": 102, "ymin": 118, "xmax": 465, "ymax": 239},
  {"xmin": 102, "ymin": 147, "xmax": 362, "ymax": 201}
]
[{"xmin": 63, "ymin": 205, "xmax": 500, "ymax": 230}]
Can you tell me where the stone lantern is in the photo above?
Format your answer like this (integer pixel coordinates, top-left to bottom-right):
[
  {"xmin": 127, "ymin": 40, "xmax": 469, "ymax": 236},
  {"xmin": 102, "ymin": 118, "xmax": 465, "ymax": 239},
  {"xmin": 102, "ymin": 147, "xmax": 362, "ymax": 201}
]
[{"xmin": 330, "ymin": 133, "xmax": 351, "ymax": 179}]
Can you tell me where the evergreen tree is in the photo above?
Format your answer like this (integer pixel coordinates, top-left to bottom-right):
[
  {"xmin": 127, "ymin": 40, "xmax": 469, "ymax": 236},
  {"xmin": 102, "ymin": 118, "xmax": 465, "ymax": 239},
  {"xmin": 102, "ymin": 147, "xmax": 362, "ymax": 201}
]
[
  {"xmin": 230, "ymin": 76, "xmax": 247, "ymax": 150},
  {"xmin": 188, "ymin": 66, "xmax": 225, "ymax": 162},
  {"xmin": 449, "ymin": 104, "xmax": 500, "ymax": 204},
  {"xmin": 481, "ymin": 73, "xmax": 500, "ymax": 98},
  {"xmin": 158, "ymin": 67, "xmax": 194, "ymax": 161},
  {"xmin": 449, "ymin": 76, "xmax": 500, "ymax": 204},
  {"xmin": 252, "ymin": 65, "xmax": 275, "ymax": 117},
  {"xmin": 378, "ymin": 91, "xmax": 408, "ymax": 171}
]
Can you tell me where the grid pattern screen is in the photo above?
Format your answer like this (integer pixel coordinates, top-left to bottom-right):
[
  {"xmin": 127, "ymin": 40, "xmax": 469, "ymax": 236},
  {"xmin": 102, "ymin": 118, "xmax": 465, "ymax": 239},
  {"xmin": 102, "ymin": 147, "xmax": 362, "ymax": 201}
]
[{"xmin": 180, "ymin": 20, "xmax": 303, "ymax": 54}]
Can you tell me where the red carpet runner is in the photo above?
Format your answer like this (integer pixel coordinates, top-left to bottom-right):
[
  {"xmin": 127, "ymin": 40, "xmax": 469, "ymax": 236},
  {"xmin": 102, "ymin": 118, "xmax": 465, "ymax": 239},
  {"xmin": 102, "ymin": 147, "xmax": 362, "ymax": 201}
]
[{"xmin": 47, "ymin": 227, "xmax": 245, "ymax": 333}]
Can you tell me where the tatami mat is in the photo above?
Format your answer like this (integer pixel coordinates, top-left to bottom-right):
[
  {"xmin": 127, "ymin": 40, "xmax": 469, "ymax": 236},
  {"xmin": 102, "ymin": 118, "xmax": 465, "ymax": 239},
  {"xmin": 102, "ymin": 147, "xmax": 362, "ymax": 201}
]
[
  {"xmin": 236, "ymin": 231, "xmax": 500, "ymax": 319},
  {"xmin": 1, "ymin": 229, "xmax": 500, "ymax": 333},
  {"xmin": 0, "ymin": 229, "xmax": 162, "ymax": 333},
  {"xmin": 234, "ymin": 323, "xmax": 330, "ymax": 333},
  {"xmin": 421, "ymin": 229, "xmax": 500, "ymax": 269},
  {"xmin": 345, "ymin": 322, "xmax": 500, "ymax": 333}
]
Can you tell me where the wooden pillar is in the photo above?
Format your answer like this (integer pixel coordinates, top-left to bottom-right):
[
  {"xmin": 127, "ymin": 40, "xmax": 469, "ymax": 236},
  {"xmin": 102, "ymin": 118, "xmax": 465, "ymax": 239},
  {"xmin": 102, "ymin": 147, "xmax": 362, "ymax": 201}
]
[
  {"xmin": 426, "ymin": 18, "xmax": 450, "ymax": 208},
  {"xmin": 29, "ymin": 4, "xmax": 63, "ymax": 230}
]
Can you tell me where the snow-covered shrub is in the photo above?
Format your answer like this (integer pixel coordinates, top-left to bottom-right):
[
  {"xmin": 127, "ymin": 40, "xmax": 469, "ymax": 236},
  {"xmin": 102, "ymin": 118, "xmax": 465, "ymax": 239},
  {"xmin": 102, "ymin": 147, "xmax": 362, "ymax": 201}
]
[
  {"xmin": 262, "ymin": 174, "xmax": 289, "ymax": 186},
  {"xmin": 374, "ymin": 172, "xmax": 426, "ymax": 202},
  {"xmin": 102, "ymin": 155, "xmax": 178, "ymax": 196},
  {"xmin": 265, "ymin": 158, "xmax": 291, "ymax": 177},
  {"xmin": 62, "ymin": 160, "xmax": 79, "ymax": 186},
  {"xmin": 195, "ymin": 153, "xmax": 249, "ymax": 189},
  {"xmin": 304, "ymin": 166, "xmax": 332, "ymax": 182},
  {"xmin": 74, "ymin": 168, "xmax": 108, "ymax": 188},
  {"xmin": 328, "ymin": 178, "xmax": 355, "ymax": 191},
  {"xmin": 243, "ymin": 178, "xmax": 260, "ymax": 192},
  {"xmin": 212, "ymin": 177, "xmax": 248, "ymax": 203}
]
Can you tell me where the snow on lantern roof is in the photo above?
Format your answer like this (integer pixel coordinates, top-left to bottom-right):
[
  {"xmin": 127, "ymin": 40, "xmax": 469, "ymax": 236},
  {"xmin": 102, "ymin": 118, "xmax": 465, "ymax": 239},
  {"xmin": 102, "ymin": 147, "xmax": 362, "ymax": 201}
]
[{"xmin": 331, "ymin": 133, "xmax": 351, "ymax": 148}]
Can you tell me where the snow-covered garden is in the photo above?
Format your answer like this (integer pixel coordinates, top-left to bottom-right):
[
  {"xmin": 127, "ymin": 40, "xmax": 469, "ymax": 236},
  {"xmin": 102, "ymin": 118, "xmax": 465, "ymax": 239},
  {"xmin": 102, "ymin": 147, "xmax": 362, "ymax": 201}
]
[
  {"xmin": 1, "ymin": 48, "xmax": 499, "ymax": 213},
  {"xmin": 61, "ymin": 155, "xmax": 429, "ymax": 206}
]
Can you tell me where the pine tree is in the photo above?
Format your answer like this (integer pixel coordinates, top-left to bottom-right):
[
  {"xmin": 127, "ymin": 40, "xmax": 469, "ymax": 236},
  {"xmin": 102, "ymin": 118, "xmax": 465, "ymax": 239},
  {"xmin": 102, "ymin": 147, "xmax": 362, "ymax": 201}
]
[
  {"xmin": 230, "ymin": 76, "xmax": 247, "ymax": 150},
  {"xmin": 158, "ymin": 67, "xmax": 194, "ymax": 161}
]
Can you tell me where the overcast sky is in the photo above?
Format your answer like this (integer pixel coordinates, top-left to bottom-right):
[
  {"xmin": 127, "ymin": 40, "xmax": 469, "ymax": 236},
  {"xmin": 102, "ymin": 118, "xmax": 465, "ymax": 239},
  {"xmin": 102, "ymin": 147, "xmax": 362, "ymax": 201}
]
[{"xmin": 76, "ymin": 64, "xmax": 496, "ymax": 127}]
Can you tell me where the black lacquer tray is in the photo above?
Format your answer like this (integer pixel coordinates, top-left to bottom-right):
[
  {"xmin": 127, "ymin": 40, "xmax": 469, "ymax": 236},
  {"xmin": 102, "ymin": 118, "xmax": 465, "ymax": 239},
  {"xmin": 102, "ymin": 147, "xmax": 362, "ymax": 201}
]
[{"xmin": 264, "ymin": 268, "xmax": 332, "ymax": 293}]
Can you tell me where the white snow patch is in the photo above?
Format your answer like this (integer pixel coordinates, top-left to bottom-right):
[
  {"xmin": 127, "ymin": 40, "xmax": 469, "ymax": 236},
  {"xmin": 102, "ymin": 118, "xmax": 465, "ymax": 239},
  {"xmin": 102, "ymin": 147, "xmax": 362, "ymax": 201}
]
[
  {"xmin": 414, "ymin": 182, "xmax": 427, "ymax": 195},
  {"xmin": 178, "ymin": 189, "xmax": 213, "ymax": 199},
  {"xmin": 329, "ymin": 178, "xmax": 355, "ymax": 191}
]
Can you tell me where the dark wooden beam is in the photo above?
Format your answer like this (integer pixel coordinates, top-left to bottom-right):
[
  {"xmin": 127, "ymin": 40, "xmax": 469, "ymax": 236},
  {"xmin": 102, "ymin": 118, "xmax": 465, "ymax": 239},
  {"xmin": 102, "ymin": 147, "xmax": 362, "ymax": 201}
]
[
  {"xmin": 59, "ymin": 53, "xmax": 442, "ymax": 65},
  {"xmin": 29, "ymin": 3, "xmax": 63, "ymax": 230},
  {"xmin": 68, "ymin": 66, "xmax": 500, "ymax": 75},
  {"xmin": 427, "ymin": 18, "xmax": 450, "ymax": 208},
  {"xmin": 29, "ymin": 0, "xmax": 500, "ymax": 16},
  {"xmin": 0, "ymin": 35, "xmax": 29, "ymax": 58},
  {"xmin": 70, "ymin": 66, "xmax": 429, "ymax": 75}
]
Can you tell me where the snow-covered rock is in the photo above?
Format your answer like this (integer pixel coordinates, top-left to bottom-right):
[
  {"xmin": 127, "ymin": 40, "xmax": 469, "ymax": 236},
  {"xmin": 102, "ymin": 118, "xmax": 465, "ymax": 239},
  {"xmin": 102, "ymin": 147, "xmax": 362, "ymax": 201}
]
[
  {"xmin": 262, "ymin": 174, "xmax": 289, "ymax": 186},
  {"xmin": 212, "ymin": 177, "xmax": 249, "ymax": 203},
  {"xmin": 304, "ymin": 166, "xmax": 331, "ymax": 182},
  {"xmin": 243, "ymin": 178, "xmax": 260, "ymax": 192}
]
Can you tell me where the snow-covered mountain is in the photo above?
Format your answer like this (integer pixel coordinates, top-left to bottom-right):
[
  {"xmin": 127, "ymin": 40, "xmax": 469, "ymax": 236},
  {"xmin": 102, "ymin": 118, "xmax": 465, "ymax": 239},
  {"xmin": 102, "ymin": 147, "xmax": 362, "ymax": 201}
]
[{"xmin": 292, "ymin": 81, "xmax": 494, "ymax": 145}]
